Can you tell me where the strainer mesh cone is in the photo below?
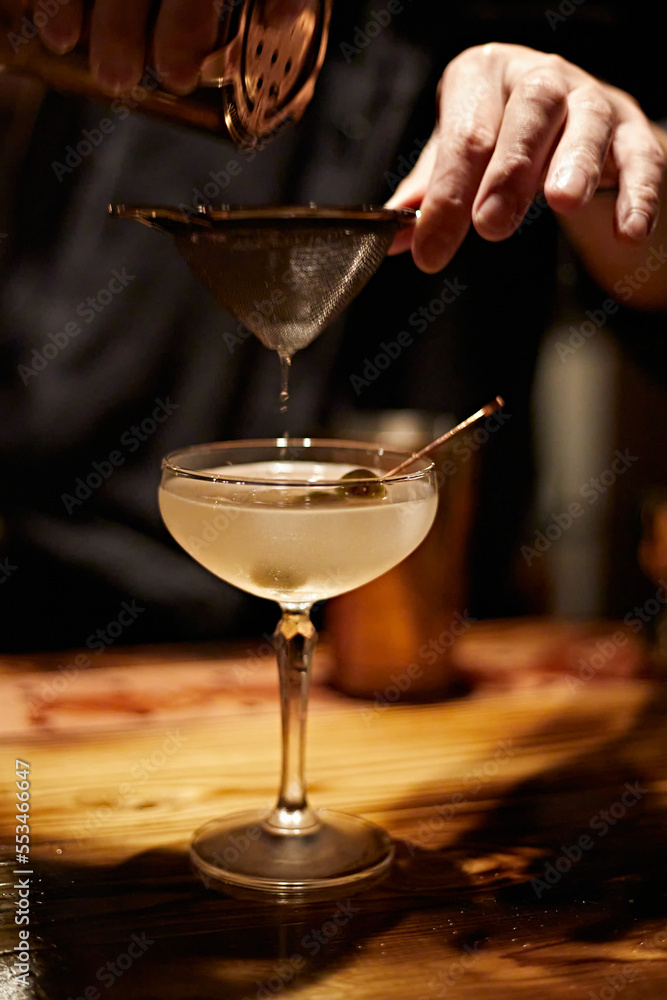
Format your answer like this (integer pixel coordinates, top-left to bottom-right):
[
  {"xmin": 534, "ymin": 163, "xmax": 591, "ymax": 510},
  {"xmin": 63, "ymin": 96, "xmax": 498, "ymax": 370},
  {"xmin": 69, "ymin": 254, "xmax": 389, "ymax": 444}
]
[{"xmin": 110, "ymin": 206, "xmax": 417, "ymax": 355}]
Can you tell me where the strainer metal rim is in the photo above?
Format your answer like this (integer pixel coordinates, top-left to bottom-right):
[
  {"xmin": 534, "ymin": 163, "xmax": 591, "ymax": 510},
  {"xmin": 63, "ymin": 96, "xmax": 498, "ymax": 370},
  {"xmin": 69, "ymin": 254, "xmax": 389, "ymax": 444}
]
[{"xmin": 109, "ymin": 203, "xmax": 419, "ymax": 229}]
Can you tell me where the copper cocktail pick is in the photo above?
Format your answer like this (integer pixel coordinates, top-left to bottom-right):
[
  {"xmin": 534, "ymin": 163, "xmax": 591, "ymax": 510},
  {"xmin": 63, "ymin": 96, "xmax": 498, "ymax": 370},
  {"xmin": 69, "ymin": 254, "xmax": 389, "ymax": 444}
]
[{"xmin": 384, "ymin": 396, "xmax": 505, "ymax": 478}]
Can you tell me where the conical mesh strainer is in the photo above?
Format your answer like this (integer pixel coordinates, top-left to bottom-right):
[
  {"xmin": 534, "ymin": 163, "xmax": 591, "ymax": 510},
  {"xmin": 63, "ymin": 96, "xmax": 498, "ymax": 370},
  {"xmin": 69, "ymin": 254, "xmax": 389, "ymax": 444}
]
[{"xmin": 110, "ymin": 205, "xmax": 417, "ymax": 356}]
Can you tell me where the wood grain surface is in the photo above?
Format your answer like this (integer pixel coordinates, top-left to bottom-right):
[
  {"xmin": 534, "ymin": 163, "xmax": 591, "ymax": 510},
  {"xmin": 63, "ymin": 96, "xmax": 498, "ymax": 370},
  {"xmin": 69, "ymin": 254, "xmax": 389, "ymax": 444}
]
[{"xmin": 2, "ymin": 629, "xmax": 667, "ymax": 999}]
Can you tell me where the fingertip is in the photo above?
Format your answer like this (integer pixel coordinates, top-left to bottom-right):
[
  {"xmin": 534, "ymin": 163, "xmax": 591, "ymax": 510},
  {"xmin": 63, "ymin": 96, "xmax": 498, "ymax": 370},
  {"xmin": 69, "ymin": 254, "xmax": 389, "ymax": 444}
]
[
  {"xmin": 472, "ymin": 192, "xmax": 520, "ymax": 240},
  {"xmin": 36, "ymin": 0, "xmax": 84, "ymax": 55},
  {"xmin": 549, "ymin": 164, "xmax": 590, "ymax": 202},
  {"xmin": 412, "ymin": 234, "xmax": 452, "ymax": 274},
  {"xmin": 38, "ymin": 21, "xmax": 81, "ymax": 56},
  {"xmin": 39, "ymin": 32, "xmax": 78, "ymax": 56},
  {"xmin": 410, "ymin": 205, "xmax": 466, "ymax": 272},
  {"xmin": 154, "ymin": 63, "xmax": 201, "ymax": 96},
  {"xmin": 414, "ymin": 258, "xmax": 447, "ymax": 275},
  {"xmin": 385, "ymin": 189, "xmax": 423, "ymax": 213},
  {"xmin": 619, "ymin": 209, "xmax": 652, "ymax": 243},
  {"xmin": 91, "ymin": 57, "xmax": 143, "ymax": 98},
  {"xmin": 386, "ymin": 227, "xmax": 415, "ymax": 256}
]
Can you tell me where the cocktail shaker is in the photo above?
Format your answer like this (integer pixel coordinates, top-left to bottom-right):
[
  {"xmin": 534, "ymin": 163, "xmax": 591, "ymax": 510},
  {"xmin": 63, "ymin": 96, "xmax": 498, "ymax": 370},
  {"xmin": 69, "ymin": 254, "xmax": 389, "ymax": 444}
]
[
  {"xmin": 0, "ymin": 0, "xmax": 331, "ymax": 148},
  {"xmin": 326, "ymin": 420, "xmax": 482, "ymax": 699}
]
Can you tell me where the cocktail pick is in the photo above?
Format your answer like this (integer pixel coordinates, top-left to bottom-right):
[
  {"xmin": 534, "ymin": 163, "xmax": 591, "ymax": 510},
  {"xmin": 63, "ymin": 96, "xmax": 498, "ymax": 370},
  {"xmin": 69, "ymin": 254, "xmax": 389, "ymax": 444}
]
[{"xmin": 384, "ymin": 396, "xmax": 505, "ymax": 478}]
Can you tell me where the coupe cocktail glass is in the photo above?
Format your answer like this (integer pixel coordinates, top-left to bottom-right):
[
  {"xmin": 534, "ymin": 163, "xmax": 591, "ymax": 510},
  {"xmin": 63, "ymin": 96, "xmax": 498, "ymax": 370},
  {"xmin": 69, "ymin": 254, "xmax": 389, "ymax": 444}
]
[{"xmin": 159, "ymin": 438, "xmax": 438, "ymax": 899}]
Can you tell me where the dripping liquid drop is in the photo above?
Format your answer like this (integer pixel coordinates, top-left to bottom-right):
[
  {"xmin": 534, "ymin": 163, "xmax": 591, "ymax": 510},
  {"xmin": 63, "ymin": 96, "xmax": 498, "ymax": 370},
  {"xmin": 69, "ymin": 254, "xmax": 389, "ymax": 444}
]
[
  {"xmin": 279, "ymin": 352, "xmax": 291, "ymax": 414},
  {"xmin": 279, "ymin": 352, "xmax": 292, "ymax": 441}
]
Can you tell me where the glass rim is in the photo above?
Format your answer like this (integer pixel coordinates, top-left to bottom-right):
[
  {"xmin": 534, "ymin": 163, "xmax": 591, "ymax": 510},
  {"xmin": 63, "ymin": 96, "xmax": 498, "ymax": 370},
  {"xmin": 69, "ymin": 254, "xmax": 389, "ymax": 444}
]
[{"xmin": 161, "ymin": 438, "xmax": 434, "ymax": 486}]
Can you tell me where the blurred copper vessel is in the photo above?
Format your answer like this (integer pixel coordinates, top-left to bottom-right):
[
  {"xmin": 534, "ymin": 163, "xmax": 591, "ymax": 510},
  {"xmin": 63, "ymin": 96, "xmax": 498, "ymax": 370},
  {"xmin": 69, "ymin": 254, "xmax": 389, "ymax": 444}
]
[{"xmin": 326, "ymin": 420, "xmax": 482, "ymax": 699}]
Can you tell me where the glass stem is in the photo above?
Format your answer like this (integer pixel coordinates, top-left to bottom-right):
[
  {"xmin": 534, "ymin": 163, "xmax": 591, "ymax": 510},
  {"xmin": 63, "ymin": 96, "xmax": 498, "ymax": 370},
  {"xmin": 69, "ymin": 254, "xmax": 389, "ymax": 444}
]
[{"xmin": 264, "ymin": 606, "xmax": 320, "ymax": 834}]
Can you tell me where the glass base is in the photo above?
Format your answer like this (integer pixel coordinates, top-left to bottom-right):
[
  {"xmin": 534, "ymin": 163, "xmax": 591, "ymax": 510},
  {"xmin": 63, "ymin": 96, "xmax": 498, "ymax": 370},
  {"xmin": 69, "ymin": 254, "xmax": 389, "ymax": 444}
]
[{"xmin": 190, "ymin": 807, "xmax": 394, "ymax": 901}]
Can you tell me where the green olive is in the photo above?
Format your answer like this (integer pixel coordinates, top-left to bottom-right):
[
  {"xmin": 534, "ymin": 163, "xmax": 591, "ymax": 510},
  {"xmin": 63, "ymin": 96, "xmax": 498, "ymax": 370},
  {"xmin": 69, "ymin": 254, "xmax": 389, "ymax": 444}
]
[
  {"xmin": 338, "ymin": 467, "xmax": 386, "ymax": 499},
  {"xmin": 282, "ymin": 489, "xmax": 339, "ymax": 505}
]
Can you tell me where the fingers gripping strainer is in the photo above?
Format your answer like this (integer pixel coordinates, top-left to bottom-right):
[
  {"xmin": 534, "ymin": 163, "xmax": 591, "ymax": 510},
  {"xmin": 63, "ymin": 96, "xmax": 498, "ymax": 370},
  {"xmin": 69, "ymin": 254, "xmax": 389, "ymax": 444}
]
[
  {"xmin": 0, "ymin": 0, "xmax": 332, "ymax": 148},
  {"xmin": 110, "ymin": 205, "xmax": 417, "ymax": 357}
]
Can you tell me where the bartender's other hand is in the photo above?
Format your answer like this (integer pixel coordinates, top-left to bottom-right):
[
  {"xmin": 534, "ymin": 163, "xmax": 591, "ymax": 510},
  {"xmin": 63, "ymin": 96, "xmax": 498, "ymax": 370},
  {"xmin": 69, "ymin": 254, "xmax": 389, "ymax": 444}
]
[{"xmin": 387, "ymin": 43, "xmax": 665, "ymax": 273}]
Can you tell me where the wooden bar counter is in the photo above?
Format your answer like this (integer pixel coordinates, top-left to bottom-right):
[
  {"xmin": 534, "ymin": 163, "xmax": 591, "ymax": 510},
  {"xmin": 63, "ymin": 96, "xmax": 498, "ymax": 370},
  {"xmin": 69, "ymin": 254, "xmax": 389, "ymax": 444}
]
[{"xmin": 2, "ymin": 623, "xmax": 667, "ymax": 999}]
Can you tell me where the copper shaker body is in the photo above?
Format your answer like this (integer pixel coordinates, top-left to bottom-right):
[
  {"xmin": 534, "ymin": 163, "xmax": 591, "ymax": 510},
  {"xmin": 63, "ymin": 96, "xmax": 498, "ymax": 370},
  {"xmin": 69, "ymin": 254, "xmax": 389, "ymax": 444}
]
[
  {"xmin": 326, "ymin": 438, "xmax": 481, "ymax": 699},
  {"xmin": 0, "ymin": 0, "xmax": 332, "ymax": 148}
]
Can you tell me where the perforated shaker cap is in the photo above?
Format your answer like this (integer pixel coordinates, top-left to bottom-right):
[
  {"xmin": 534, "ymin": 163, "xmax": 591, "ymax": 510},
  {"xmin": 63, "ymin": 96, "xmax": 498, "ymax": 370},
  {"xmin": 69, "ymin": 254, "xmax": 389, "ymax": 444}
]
[{"xmin": 200, "ymin": 0, "xmax": 332, "ymax": 148}]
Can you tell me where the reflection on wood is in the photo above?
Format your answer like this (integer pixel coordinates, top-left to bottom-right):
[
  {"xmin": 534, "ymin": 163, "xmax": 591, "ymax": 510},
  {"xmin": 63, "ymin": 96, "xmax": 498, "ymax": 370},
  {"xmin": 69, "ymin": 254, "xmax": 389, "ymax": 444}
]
[{"xmin": 1, "ymin": 636, "xmax": 667, "ymax": 998}]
